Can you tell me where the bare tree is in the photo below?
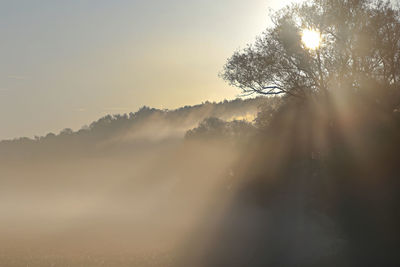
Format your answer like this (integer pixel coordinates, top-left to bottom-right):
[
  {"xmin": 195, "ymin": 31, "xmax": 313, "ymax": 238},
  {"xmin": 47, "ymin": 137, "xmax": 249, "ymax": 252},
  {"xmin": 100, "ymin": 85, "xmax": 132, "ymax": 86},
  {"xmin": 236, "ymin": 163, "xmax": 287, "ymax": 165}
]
[{"xmin": 221, "ymin": 0, "xmax": 400, "ymax": 98}]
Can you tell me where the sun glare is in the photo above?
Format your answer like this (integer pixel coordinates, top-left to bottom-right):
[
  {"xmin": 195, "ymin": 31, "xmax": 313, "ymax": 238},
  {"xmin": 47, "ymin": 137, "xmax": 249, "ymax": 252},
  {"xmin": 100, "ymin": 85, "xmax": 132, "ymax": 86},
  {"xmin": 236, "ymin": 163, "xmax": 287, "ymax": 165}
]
[{"xmin": 301, "ymin": 29, "xmax": 321, "ymax": 50}]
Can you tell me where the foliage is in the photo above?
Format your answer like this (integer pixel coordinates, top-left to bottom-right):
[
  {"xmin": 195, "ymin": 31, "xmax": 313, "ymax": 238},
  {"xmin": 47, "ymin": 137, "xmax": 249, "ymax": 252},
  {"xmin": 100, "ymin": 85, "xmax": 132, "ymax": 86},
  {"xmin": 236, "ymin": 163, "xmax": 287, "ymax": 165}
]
[
  {"xmin": 221, "ymin": 0, "xmax": 400, "ymax": 97},
  {"xmin": 185, "ymin": 117, "xmax": 255, "ymax": 141}
]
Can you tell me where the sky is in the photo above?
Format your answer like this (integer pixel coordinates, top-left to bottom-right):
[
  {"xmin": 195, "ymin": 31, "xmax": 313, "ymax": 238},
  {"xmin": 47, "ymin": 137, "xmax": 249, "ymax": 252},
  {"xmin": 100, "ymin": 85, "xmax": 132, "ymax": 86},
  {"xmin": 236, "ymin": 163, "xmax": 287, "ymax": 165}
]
[{"xmin": 0, "ymin": 0, "xmax": 295, "ymax": 140}]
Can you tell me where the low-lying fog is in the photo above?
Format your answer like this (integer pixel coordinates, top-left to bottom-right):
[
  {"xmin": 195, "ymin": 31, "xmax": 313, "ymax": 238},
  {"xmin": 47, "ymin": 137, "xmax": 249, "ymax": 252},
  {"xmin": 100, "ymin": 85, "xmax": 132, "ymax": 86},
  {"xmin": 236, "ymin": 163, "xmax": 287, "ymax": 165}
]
[{"xmin": 0, "ymin": 98, "xmax": 263, "ymax": 267}]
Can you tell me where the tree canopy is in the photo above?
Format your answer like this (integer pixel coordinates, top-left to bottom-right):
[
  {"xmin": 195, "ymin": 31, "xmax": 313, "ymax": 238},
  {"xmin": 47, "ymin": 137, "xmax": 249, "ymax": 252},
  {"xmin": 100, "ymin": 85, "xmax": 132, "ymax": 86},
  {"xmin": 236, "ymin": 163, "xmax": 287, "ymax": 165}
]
[{"xmin": 222, "ymin": 0, "xmax": 400, "ymax": 98}]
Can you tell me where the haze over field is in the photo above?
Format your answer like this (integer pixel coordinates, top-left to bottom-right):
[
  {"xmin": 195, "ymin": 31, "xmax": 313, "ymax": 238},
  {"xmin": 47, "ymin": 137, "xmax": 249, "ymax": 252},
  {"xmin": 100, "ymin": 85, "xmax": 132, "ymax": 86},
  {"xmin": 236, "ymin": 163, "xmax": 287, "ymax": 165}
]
[
  {"xmin": 2, "ymin": 0, "xmax": 400, "ymax": 266},
  {"xmin": 0, "ymin": 98, "xmax": 266, "ymax": 266}
]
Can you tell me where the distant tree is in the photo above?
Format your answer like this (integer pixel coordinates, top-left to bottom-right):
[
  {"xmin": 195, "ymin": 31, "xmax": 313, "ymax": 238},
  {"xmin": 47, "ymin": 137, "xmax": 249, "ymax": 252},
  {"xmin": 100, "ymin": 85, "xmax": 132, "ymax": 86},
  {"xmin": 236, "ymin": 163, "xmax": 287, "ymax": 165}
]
[
  {"xmin": 59, "ymin": 128, "xmax": 73, "ymax": 136},
  {"xmin": 185, "ymin": 117, "xmax": 255, "ymax": 140},
  {"xmin": 45, "ymin": 133, "xmax": 56, "ymax": 139},
  {"xmin": 221, "ymin": 0, "xmax": 400, "ymax": 98},
  {"xmin": 254, "ymin": 97, "xmax": 283, "ymax": 129}
]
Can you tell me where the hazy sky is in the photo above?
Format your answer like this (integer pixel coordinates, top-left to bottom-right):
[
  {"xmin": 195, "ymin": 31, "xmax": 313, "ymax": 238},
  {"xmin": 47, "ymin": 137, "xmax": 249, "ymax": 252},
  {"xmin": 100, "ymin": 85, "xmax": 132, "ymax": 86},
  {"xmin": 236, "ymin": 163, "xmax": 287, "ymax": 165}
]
[{"xmin": 1, "ymin": 0, "xmax": 294, "ymax": 140}]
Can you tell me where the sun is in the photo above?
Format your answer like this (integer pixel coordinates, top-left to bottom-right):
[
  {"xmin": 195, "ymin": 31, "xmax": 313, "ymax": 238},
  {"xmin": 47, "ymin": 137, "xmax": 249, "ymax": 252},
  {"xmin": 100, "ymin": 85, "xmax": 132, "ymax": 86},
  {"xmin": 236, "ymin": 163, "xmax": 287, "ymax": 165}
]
[{"xmin": 301, "ymin": 29, "xmax": 321, "ymax": 50}]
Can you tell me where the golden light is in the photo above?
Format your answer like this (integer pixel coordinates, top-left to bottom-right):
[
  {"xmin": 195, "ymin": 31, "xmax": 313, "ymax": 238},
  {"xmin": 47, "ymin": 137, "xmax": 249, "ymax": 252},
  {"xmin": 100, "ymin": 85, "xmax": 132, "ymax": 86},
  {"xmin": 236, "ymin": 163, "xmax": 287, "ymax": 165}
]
[{"xmin": 301, "ymin": 29, "xmax": 321, "ymax": 50}]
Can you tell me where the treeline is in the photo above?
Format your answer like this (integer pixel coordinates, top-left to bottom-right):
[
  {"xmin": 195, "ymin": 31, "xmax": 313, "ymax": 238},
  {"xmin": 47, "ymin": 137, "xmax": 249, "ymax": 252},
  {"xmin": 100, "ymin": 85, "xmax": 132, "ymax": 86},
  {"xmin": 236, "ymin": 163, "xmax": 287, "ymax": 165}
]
[{"xmin": 0, "ymin": 97, "xmax": 270, "ymax": 160}]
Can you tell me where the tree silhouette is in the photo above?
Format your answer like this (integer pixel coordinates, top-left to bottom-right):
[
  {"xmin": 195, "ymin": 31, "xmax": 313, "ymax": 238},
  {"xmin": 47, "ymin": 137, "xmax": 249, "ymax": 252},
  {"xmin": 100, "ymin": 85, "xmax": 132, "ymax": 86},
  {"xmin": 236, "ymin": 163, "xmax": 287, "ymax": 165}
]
[{"xmin": 221, "ymin": 0, "xmax": 400, "ymax": 98}]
